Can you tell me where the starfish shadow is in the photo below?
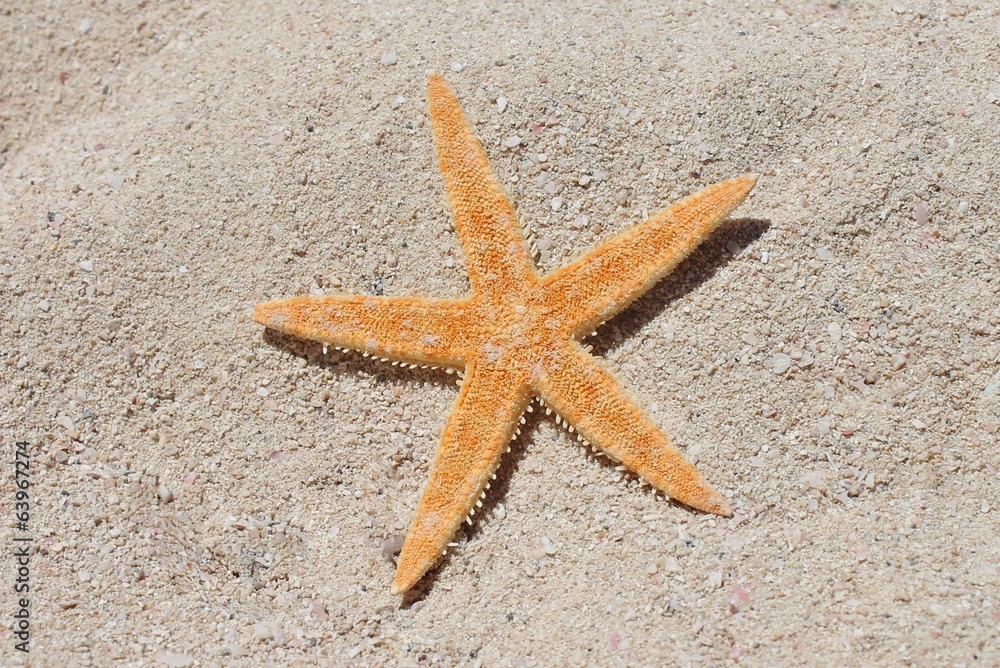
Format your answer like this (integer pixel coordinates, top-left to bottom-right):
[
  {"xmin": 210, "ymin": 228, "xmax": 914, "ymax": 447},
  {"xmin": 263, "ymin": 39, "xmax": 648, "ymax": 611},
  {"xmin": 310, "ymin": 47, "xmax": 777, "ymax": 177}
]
[
  {"xmin": 587, "ymin": 217, "xmax": 771, "ymax": 356},
  {"xmin": 465, "ymin": 404, "xmax": 542, "ymax": 542},
  {"xmin": 261, "ymin": 327, "xmax": 461, "ymax": 389}
]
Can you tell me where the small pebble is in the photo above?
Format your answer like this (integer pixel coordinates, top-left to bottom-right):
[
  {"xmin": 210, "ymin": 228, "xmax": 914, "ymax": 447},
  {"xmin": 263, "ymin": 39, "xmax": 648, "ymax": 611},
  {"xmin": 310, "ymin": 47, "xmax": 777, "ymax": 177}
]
[
  {"xmin": 802, "ymin": 470, "xmax": 828, "ymax": 489},
  {"xmin": 156, "ymin": 653, "xmax": 194, "ymax": 668},
  {"xmin": 551, "ymin": 196, "xmax": 563, "ymax": 212},
  {"xmin": 772, "ymin": 353, "xmax": 791, "ymax": 374},
  {"xmin": 957, "ymin": 201, "xmax": 970, "ymax": 214},
  {"xmin": 504, "ymin": 135, "xmax": 522, "ymax": 149},
  {"xmin": 578, "ymin": 174, "xmax": 591, "ymax": 187},
  {"xmin": 157, "ymin": 485, "xmax": 174, "ymax": 503},
  {"xmin": 450, "ymin": 61, "xmax": 465, "ymax": 72},
  {"xmin": 816, "ymin": 247, "xmax": 833, "ymax": 261},
  {"xmin": 381, "ymin": 535, "xmax": 405, "ymax": 559},
  {"xmin": 80, "ymin": 260, "xmax": 94, "ymax": 272},
  {"xmin": 107, "ymin": 174, "xmax": 124, "ymax": 191},
  {"xmin": 253, "ymin": 622, "xmax": 273, "ymax": 640},
  {"xmin": 496, "ymin": 97, "xmax": 508, "ymax": 113},
  {"xmin": 730, "ymin": 584, "xmax": 752, "ymax": 613},
  {"xmin": 914, "ymin": 201, "xmax": 929, "ymax": 226},
  {"xmin": 380, "ymin": 52, "xmax": 398, "ymax": 66},
  {"xmin": 38, "ymin": 300, "xmax": 50, "ymax": 312},
  {"xmin": 311, "ymin": 600, "xmax": 329, "ymax": 621},
  {"xmin": 541, "ymin": 536, "xmax": 557, "ymax": 555}
]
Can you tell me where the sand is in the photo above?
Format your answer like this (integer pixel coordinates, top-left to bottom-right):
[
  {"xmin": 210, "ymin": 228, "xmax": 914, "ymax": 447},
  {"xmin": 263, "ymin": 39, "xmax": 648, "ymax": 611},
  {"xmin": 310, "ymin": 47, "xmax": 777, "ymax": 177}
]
[{"xmin": 1, "ymin": 0, "xmax": 998, "ymax": 665}]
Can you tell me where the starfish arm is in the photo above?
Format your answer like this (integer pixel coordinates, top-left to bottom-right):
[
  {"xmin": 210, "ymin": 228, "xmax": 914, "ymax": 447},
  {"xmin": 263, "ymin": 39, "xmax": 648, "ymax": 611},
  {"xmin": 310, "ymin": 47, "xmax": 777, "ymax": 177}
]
[
  {"xmin": 427, "ymin": 72, "xmax": 537, "ymax": 298},
  {"xmin": 253, "ymin": 295, "xmax": 479, "ymax": 366},
  {"xmin": 541, "ymin": 174, "xmax": 757, "ymax": 336},
  {"xmin": 392, "ymin": 362, "xmax": 530, "ymax": 594},
  {"xmin": 534, "ymin": 342, "xmax": 732, "ymax": 517}
]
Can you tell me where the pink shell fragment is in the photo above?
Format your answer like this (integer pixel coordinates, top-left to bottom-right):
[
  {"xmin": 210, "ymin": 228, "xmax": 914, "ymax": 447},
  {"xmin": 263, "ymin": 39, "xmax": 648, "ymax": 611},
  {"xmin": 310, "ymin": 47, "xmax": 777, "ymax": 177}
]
[{"xmin": 730, "ymin": 583, "xmax": 752, "ymax": 614}]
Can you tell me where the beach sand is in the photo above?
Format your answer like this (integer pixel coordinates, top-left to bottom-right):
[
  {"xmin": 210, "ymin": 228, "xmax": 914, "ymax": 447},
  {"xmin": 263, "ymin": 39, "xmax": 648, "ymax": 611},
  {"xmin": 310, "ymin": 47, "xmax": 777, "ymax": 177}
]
[{"xmin": 1, "ymin": 1, "xmax": 998, "ymax": 665}]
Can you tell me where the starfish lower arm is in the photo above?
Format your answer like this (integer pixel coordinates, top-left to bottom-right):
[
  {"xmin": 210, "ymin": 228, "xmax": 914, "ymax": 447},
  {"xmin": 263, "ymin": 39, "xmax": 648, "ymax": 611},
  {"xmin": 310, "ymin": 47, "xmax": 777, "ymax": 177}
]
[
  {"xmin": 392, "ymin": 362, "xmax": 531, "ymax": 594},
  {"xmin": 535, "ymin": 342, "xmax": 732, "ymax": 517}
]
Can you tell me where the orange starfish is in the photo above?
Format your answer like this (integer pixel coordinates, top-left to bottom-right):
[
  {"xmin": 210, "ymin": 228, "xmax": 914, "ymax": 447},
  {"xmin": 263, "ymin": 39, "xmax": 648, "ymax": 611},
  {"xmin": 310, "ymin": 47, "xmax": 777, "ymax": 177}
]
[{"xmin": 254, "ymin": 72, "xmax": 757, "ymax": 594}]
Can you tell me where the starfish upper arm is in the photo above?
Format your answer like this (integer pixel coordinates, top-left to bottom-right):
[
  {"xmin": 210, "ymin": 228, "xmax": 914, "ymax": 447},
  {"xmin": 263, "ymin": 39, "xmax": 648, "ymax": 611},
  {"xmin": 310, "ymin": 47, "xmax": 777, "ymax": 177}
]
[
  {"xmin": 534, "ymin": 342, "xmax": 732, "ymax": 517},
  {"xmin": 428, "ymin": 72, "xmax": 536, "ymax": 299},
  {"xmin": 253, "ymin": 295, "xmax": 478, "ymax": 366},
  {"xmin": 541, "ymin": 175, "xmax": 757, "ymax": 337},
  {"xmin": 392, "ymin": 361, "xmax": 531, "ymax": 594}
]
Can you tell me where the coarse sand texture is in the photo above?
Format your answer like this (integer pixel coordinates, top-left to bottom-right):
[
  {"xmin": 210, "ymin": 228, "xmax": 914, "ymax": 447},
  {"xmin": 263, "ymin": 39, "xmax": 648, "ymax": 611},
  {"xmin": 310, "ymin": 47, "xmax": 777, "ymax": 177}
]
[{"xmin": 0, "ymin": 1, "xmax": 997, "ymax": 666}]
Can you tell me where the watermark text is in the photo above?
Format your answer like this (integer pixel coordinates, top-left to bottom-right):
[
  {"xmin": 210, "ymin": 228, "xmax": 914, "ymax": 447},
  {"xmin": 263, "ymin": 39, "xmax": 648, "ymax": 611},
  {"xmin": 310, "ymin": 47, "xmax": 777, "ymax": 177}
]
[{"xmin": 12, "ymin": 440, "xmax": 31, "ymax": 653}]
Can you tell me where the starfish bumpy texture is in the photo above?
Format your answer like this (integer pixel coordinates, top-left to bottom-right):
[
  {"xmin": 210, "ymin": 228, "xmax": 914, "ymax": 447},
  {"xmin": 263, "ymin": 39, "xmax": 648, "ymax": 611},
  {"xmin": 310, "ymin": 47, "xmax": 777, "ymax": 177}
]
[{"xmin": 254, "ymin": 72, "xmax": 757, "ymax": 594}]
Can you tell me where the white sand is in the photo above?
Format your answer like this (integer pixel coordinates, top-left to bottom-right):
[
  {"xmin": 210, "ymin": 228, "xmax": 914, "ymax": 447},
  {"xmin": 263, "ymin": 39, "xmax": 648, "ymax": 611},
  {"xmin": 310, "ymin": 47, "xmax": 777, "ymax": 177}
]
[{"xmin": 1, "ymin": 1, "xmax": 998, "ymax": 665}]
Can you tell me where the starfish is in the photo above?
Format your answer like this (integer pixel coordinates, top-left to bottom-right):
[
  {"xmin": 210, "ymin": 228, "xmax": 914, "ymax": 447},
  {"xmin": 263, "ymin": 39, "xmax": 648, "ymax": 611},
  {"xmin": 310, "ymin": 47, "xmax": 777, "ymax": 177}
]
[{"xmin": 254, "ymin": 72, "xmax": 757, "ymax": 594}]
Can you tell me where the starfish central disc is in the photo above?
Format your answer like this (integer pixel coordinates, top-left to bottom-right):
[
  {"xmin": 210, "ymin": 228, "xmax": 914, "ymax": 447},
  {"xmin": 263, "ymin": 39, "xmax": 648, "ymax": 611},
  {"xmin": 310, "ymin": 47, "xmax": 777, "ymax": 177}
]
[
  {"xmin": 253, "ymin": 72, "xmax": 758, "ymax": 594},
  {"xmin": 469, "ymin": 292, "xmax": 557, "ymax": 365}
]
